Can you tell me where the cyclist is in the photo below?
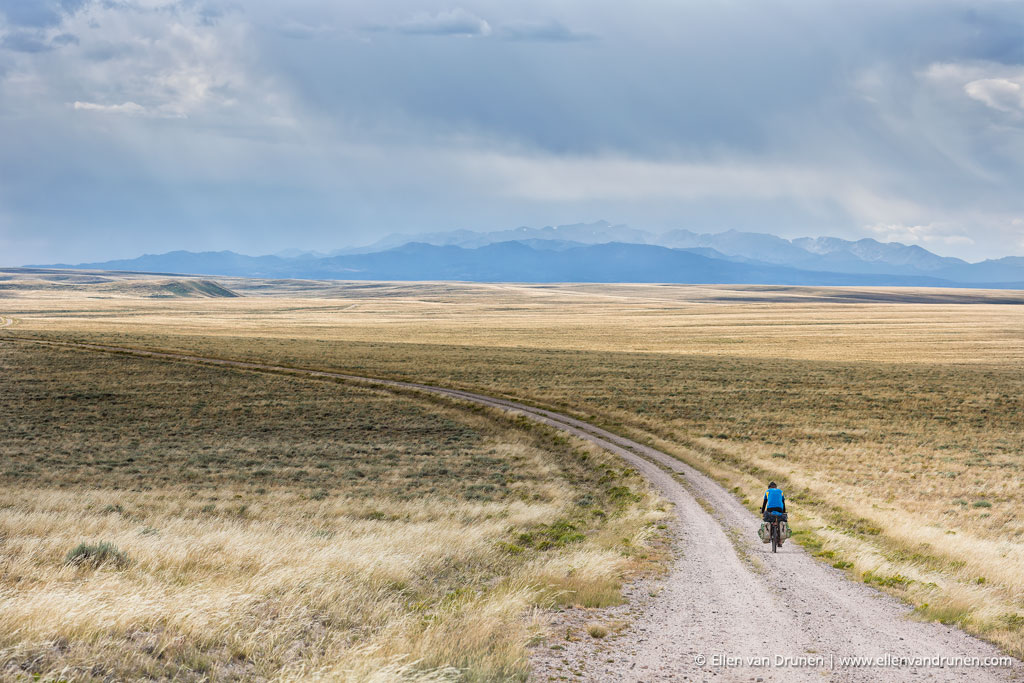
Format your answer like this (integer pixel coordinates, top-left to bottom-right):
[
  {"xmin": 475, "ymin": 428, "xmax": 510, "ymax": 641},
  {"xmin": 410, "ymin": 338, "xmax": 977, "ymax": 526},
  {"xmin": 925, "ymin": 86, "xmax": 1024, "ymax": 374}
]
[{"xmin": 761, "ymin": 481, "xmax": 786, "ymax": 522}]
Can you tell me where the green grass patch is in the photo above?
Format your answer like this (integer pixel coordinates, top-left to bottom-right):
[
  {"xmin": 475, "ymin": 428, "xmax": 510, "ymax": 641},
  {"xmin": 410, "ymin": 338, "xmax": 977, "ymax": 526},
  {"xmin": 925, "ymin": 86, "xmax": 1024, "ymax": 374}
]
[
  {"xmin": 862, "ymin": 570, "xmax": 912, "ymax": 589},
  {"xmin": 65, "ymin": 542, "xmax": 130, "ymax": 569}
]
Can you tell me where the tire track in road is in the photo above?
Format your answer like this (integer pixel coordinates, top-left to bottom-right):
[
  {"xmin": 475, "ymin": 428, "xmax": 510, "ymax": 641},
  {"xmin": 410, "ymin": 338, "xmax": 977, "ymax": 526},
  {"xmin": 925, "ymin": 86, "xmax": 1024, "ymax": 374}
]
[{"xmin": 3, "ymin": 336, "xmax": 1020, "ymax": 682}]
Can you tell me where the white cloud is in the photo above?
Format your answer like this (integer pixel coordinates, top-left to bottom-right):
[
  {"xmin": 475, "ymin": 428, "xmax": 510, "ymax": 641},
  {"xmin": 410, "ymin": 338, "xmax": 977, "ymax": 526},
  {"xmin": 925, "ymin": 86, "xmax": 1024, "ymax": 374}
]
[
  {"xmin": 73, "ymin": 100, "xmax": 146, "ymax": 115},
  {"xmin": 6, "ymin": 0, "xmax": 264, "ymax": 121},
  {"xmin": 863, "ymin": 217, "xmax": 1024, "ymax": 260},
  {"xmin": 865, "ymin": 222, "xmax": 975, "ymax": 247},
  {"xmin": 922, "ymin": 61, "xmax": 1024, "ymax": 114},
  {"xmin": 964, "ymin": 78, "xmax": 1024, "ymax": 113},
  {"xmin": 921, "ymin": 62, "xmax": 987, "ymax": 84}
]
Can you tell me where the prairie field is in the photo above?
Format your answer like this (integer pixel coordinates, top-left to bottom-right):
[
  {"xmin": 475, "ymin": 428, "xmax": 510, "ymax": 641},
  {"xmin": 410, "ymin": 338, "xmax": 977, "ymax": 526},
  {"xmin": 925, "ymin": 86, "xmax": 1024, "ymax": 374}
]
[
  {"xmin": 2, "ymin": 272, "xmax": 1024, "ymax": 661},
  {"xmin": 0, "ymin": 335, "xmax": 665, "ymax": 680}
]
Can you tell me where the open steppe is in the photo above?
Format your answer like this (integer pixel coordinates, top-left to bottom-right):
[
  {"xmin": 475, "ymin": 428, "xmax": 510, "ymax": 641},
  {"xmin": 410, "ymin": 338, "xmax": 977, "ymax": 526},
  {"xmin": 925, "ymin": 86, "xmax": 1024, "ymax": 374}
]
[
  {"xmin": 2, "ymin": 270, "xmax": 1024, "ymax": 676},
  {"xmin": 0, "ymin": 297, "xmax": 666, "ymax": 680}
]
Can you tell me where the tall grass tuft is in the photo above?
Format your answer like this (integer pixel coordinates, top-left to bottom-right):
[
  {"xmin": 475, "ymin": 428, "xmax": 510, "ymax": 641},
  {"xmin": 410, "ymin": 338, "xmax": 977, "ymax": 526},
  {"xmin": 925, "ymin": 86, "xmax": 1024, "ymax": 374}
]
[{"xmin": 65, "ymin": 541, "xmax": 130, "ymax": 569}]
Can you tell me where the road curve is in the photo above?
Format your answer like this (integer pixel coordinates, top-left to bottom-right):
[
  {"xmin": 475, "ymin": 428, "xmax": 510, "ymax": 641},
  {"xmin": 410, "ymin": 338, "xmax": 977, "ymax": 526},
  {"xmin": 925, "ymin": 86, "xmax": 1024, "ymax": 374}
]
[{"xmin": 3, "ymin": 336, "xmax": 1021, "ymax": 682}]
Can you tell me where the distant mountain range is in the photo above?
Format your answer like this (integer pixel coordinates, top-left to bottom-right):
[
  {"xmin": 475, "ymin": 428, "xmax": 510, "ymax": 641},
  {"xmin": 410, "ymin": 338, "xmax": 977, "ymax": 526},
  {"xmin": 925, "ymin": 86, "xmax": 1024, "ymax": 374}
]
[{"xmin": 32, "ymin": 221, "xmax": 1024, "ymax": 288}]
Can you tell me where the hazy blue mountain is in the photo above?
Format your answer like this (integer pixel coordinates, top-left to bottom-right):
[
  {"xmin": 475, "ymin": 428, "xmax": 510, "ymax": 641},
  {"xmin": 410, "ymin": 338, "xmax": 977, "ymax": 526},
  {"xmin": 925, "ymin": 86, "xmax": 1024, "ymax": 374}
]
[
  {"xmin": 788, "ymin": 236, "xmax": 968, "ymax": 273},
  {"xmin": 44, "ymin": 250, "xmax": 289, "ymax": 277},
  {"xmin": 659, "ymin": 229, "xmax": 813, "ymax": 264},
  {"xmin": 655, "ymin": 231, "xmax": 1024, "ymax": 283},
  {"xmin": 31, "ymin": 219, "xmax": 1024, "ymax": 286},
  {"xmin": 34, "ymin": 241, "xmax": 1024, "ymax": 288},
  {"xmin": 341, "ymin": 229, "xmax": 489, "ymax": 253},
  {"xmin": 338, "ymin": 222, "xmax": 1024, "ymax": 282},
  {"xmin": 274, "ymin": 248, "xmax": 328, "ymax": 259},
  {"xmin": 508, "ymin": 239, "xmax": 590, "ymax": 251},
  {"xmin": 927, "ymin": 256, "xmax": 1024, "ymax": 284}
]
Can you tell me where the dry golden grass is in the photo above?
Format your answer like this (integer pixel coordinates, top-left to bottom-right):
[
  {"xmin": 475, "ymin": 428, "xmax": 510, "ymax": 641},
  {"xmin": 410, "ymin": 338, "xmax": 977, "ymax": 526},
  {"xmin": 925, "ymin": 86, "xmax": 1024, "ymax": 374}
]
[
  {"xmin": 3, "ymin": 273, "xmax": 1024, "ymax": 364},
  {"xmin": 0, "ymin": 341, "xmax": 666, "ymax": 681},
  {"xmin": 2, "ymin": 272, "xmax": 1024, "ymax": 657}
]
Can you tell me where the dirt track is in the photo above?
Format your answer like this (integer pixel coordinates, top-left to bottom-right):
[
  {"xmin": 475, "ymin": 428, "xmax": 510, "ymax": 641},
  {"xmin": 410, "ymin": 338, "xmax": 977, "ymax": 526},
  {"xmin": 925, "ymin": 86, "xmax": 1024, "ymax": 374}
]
[{"xmin": 4, "ymin": 336, "xmax": 1021, "ymax": 682}]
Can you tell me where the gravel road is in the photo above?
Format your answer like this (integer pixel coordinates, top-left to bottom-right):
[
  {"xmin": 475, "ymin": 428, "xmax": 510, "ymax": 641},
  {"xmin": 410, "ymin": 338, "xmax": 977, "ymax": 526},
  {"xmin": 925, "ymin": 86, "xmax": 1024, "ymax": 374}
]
[{"xmin": 5, "ymin": 336, "xmax": 1021, "ymax": 682}]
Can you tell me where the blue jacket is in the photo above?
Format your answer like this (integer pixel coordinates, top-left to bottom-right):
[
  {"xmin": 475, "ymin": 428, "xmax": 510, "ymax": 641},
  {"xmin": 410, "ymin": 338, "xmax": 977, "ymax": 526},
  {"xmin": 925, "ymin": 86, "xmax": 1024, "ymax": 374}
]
[{"xmin": 762, "ymin": 487, "xmax": 785, "ymax": 513}]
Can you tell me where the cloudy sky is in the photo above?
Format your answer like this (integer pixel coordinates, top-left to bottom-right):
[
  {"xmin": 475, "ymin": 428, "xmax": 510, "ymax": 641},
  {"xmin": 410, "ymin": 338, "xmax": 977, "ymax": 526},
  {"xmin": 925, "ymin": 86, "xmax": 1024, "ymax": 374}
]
[{"xmin": 2, "ymin": 0, "xmax": 1024, "ymax": 264}]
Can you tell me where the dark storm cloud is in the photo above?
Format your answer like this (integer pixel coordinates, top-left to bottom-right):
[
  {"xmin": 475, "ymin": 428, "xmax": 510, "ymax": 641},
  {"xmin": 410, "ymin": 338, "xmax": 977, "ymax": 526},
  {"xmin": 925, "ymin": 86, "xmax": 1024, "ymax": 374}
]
[
  {"xmin": 81, "ymin": 39, "xmax": 135, "ymax": 60},
  {"xmin": 0, "ymin": 1, "xmax": 61, "ymax": 27},
  {"xmin": 1, "ymin": 28, "xmax": 76, "ymax": 52},
  {"xmin": 0, "ymin": 0, "xmax": 88, "ymax": 27},
  {"xmin": 1, "ymin": 30, "xmax": 51, "ymax": 51},
  {"xmin": 953, "ymin": 7, "xmax": 1024, "ymax": 64},
  {"xmin": 196, "ymin": 4, "xmax": 224, "ymax": 26},
  {"xmin": 59, "ymin": 0, "xmax": 89, "ymax": 12}
]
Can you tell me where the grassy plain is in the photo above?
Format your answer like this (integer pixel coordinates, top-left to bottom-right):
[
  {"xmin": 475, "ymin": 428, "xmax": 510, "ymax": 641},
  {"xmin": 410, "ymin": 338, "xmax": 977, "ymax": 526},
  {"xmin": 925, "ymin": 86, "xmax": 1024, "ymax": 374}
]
[
  {"xmin": 2, "ymin": 272, "xmax": 1024, "ymax": 657},
  {"xmin": 0, "ymin": 340, "xmax": 664, "ymax": 680}
]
